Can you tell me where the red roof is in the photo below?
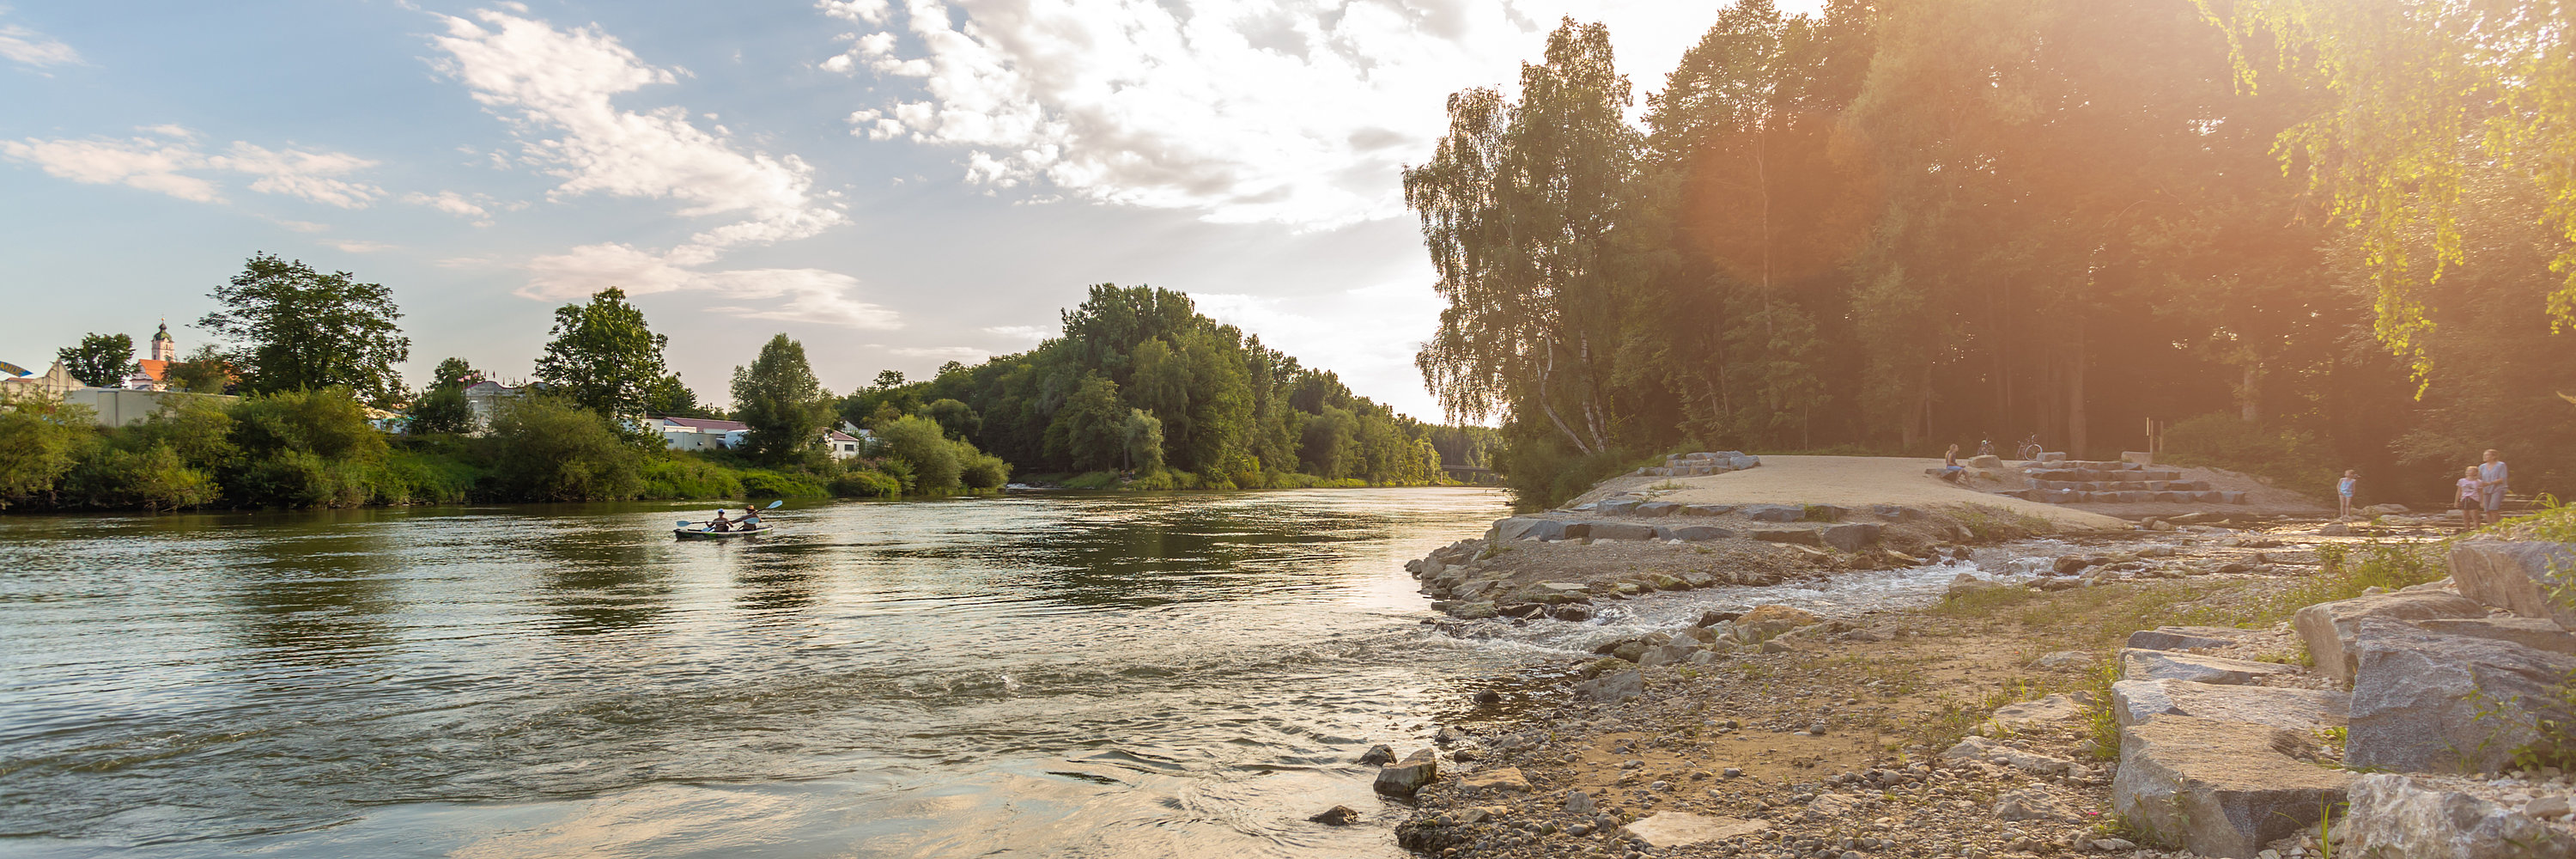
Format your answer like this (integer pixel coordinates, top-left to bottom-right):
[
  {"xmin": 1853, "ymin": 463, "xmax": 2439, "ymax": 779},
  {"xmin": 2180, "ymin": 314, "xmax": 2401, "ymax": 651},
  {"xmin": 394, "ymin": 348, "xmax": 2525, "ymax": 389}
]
[{"xmin": 137, "ymin": 359, "xmax": 172, "ymax": 382}]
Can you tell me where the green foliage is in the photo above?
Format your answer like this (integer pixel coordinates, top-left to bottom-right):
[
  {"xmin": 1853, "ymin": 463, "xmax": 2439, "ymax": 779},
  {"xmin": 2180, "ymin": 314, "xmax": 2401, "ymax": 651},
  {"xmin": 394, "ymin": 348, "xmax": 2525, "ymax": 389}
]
[
  {"xmin": 57, "ymin": 332, "xmax": 135, "ymax": 387},
  {"xmin": 1121, "ymin": 408, "xmax": 1165, "ymax": 473},
  {"xmin": 736, "ymin": 469, "xmax": 828, "ymax": 499},
  {"xmin": 1043, "ymin": 373, "xmax": 1128, "ymax": 472},
  {"xmin": 198, "ymin": 253, "xmax": 410, "ymax": 402},
  {"xmin": 161, "ymin": 345, "xmax": 236, "ymax": 394},
  {"xmin": 482, "ymin": 397, "xmax": 643, "ymax": 502},
  {"xmin": 406, "ymin": 386, "xmax": 476, "ymax": 436},
  {"xmin": 829, "ymin": 466, "xmax": 902, "ymax": 497},
  {"xmin": 878, "ymin": 415, "xmax": 962, "ymax": 491},
  {"xmin": 533, "ymin": 288, "xmax": 670, "ymax": 417},
  {"xmin": 1497, "ymin": 436, "xmax": 1638, "ymax": 509},
  {"xmin": 731, "ymin": 334, "xmax": 834, "ymax": 465},
  {"xmin": 959, "ymin": 448, "xmax": 1011, "ymax": 490},
  {"xmin": 0, "ymin": 399, "xmax": 97, "ymax": 506},
  {"xmin": 2161, "ymin": 412, "xmax": 2340, "ymax": 494},
  {"xmin": 639, "ymin": 455, "xmax": 744, "ymax": 500}
]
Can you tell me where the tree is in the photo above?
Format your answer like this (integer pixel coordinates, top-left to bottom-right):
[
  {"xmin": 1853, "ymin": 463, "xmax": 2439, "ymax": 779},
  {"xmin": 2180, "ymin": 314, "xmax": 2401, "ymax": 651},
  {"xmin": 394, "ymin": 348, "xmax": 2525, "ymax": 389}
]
[
  {"xmin": 533, "ymin": 288, "xmax": 669, "ymax": 417},
  {"xmin": 643, "ymin": 374, "xmax": 715, "ymax": 418},
  {"xmin": 1042, "ymin": 373, "xmax": 1127, "ymax": 471},
  {"xmin": 485, "ymin": 398, "xmax": 644, "ymax": 502},
  {"xmin": 1121, "ymin": 407, "xmax": 1166, "ymax": 472},
  {"xmin": 57, "ymin": 333, "xmax": 135, "ymax": 387},
  {"xmin": 730, "ymin": 334, "xmax": 832, "ymax": 464},
  {"xmin": 429, "ymin": 357, "xmax": 483, "ymax": 389},
  {"xmin": 0, "ymin": 399, "xmax": 94, "ymax": 506},
  {"xmin": 198, "ymin": 253, "xmax": 410, "ymax": 400},
  {"xmin": 922, "ymin": 398, "xmax": 980, "ymax": 440},
  {"xmin": 162, "ymin": 344, "xmax": 236, "ymax": 394},
  {"xmin": 878, "ymin": 415, "xmax": 961, "ymax": 490}
]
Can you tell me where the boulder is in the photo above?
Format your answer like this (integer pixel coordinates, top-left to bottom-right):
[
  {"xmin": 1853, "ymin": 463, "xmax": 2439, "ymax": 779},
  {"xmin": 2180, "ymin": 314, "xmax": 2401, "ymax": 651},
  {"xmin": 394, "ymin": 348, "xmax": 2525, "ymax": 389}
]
[
  {"xmin": 2364, "ymin": 503, "xmax": 2409, "ymax": 515},
  {"xmin": 1458, "ymin": 767, "xmax": 1533, "ymax": 793},
  {"xmin": 2413, "ymin": 616, "xmax": 2576, "ymax": 655},
  {"xmin": 1752, "ymin": 528, "xmax": 1825, "ymax": 546},
  {"xmin": 1735, "ymin": 605, "xmax": 1822, "ymax": 642},
  {"xmin": 2341, "ymin": 773, "xmax": 2576, "ymax": 859},
  {"xmin": 1549, "ymin": 604, "xmax": 1595, "ymax": 621},
  {"xmin": 2111, "ymin": 716, "xmax": 2354, "ymax": 858},
  {"xmin": 1358, "ymin": 744, "xmax": 1396, "ymax": 765},
  {"xmin": 1492, "ymin": 517, "xmax": 1554, "ymax": 541},
  {"xmin": 1680, "ymin": 503, "xmax": 1735, "ymax": 516},
  {"xmin": 1577, "ymin": 669, "xmax": 1644, "ymax": 703},
  {"xmin": 1741, "ymin": 504, "xmax": 1806, "ymax": 522},
  {"xmin": 1530, "ymin": 520, "xmax": 1589, "ymax": 541},
  {"xmin": 1986, "ymin": 693, "xmax": 2088, "ymax": 731},
  {"xmin": 2111, "ymin": 678, "xmax": 2349, "ymax": 734},
  {"xmin": 1991, "ymin": 787, "xmax": 2076, "ymax": 822},
  {"xmin": 1373, "ymin": 750, "xmax": 1438, "ymax": 797},
  {"xmin": 1585, "ymin": 521, "xmax": 1659, "ymax": 541},
  {"xmin": 2345, "ymin": 617, "xmax": 2576, "ymax": 774},
  {"xmin": 2293, "ymin": 590, "xmax": 2488, "ymax": 682},
  {"xmin": 1947, "ymin": 735, "xmax": 2080, "ymax": 774},
  {"xmin": 2450, "ymin": 540, "xmax": 2576, "ymax": 629},
  {"xmin": 1656, "ymin": 524, "xmax": 1735, "ymax": 542},
  {"xmin": 1620, "ymin": 812, "xmax": 1770, "ymax": 850},
  {"xmin": 2119, "ymin": 649, "xmax": 2302, "ymax": 685},
  {"xmin": 1596, "ymin": 499, "xmax": 1642, "ymax": 516},
  {"xmin": 1802, "ymin": 503, "xmax": 1849, "ymax": 521},
  {"xmin": 1872, "ymin": 504, "xmax": 1926, "ymax": 521},
  {"xmin": 1728, "ymin": 454, "xmax": 1759, "ymax": 470},
  {"xmin": 1805, "ymin": 792, "xmax": 1865, "ymax": 818},
  {"xmin": 1971, "ymin": 454, "xmax": 2005, "ymax": 469},
  {"xmin": 1639, "ymin": 643, "xmax": 1704, "ymax": 667},
  {"xmin": 2126, "ymin": 625, "xmax": 2260, "ymax": 651},
  {"xmin": 1819, "ymin": 523, "xmax": 1883, "ymax": 551},
  {"xmin": 1634, "ymin": 502, "xmax": 1681, "ymax": 517},
  {"xmin": 1309, "ymin": 805, "xmax": 1361, "ymax": 825}
]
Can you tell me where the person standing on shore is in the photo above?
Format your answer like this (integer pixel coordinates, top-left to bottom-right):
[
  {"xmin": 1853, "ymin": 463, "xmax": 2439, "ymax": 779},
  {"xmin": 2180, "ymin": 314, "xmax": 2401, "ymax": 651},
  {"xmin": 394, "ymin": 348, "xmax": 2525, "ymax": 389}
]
[
  {"xmin": 2338, "ymin": 470, "xmax": 2358, "ymax": 520},
  {"xmin": 2457, "ymin": 466, "xmax": 2487, "ymax": 530},
  {"xmin": 2480, "ymin": 449, "xmax": 2510, "ymax": 521}
]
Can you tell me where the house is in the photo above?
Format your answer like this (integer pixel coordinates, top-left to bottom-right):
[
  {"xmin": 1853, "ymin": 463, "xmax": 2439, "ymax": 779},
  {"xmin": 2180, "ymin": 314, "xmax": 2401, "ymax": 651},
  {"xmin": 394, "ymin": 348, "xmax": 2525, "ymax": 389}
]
[
  {"xmin": 461, "ymin": 381, "xmax": 530, "ymax": 427},
  {"xmin": 0, "ymin": 360, "xmax": 81, "ymax": 401},
  {"xmin": 123, "ymin": 322, "xmax": 179, "ymax": 390},
  {"xmin": 650, "ymin": 416, "xmax": 868, "ymax": 460}
]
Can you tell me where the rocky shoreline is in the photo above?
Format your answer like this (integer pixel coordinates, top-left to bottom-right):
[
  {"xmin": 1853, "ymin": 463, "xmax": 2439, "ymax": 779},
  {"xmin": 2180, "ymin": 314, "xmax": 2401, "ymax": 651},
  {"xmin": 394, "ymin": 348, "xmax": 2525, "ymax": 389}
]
[{"xmin": 1355, "ymin": 477, "xmax": 2576, "ymax": 859}]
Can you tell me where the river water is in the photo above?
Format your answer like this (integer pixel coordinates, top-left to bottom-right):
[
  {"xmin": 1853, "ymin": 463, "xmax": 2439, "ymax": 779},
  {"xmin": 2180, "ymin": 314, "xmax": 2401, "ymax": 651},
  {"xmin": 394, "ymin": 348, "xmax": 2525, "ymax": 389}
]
[{"xmin": 0, "ymin": 488, "xmax": 1997, "ymax": 859}]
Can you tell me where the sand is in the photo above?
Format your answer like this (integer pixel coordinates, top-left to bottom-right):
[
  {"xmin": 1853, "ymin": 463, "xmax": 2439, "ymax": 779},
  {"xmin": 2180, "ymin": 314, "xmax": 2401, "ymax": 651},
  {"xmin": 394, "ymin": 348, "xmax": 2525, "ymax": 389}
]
[{"xmin": 1573, "ymin": 454, "xmax": 2134, "ymax": 530}]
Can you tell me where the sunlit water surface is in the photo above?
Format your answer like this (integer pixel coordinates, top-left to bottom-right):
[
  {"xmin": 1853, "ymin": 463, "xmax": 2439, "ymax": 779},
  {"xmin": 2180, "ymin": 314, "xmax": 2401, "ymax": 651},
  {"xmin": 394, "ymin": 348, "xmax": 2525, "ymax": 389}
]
[{"xmin": 0, "ymin": 487, "xmax": 2037, "ymax": 858}]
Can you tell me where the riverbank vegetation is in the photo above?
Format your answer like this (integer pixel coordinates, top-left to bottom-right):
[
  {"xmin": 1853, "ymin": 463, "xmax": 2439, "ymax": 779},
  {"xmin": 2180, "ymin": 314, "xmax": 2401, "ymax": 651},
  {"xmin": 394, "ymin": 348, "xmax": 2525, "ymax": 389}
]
[
  {"xmin": 838, "ymin": 284, "xmax": 1498, "ymax": 490},
  {"xmin": 1413, "ymin": 1, "xmax": 2576, "ymax": 508}
]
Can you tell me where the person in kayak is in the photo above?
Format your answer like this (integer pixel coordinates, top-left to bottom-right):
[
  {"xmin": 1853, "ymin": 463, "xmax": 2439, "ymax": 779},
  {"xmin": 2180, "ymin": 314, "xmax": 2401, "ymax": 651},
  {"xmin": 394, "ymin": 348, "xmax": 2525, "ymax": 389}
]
[
  {"xmin": 708, "ymin": 509, "xmax": 733, "ymax": 533},
  {"xmin": 738, "ymin": 505, "xmax": 762, "ymax": 531}
]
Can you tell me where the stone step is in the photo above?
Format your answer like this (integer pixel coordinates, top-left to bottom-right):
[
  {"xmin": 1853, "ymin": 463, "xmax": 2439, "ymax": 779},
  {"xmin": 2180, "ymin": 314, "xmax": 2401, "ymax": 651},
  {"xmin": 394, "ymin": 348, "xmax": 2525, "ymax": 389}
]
[
  {"xmin": 2027, "ymin": 468, "xmax": 2184, "ymax": 482},
  {"xmin": 1997, "ymin": 488, "xmax": 2246, "ymax": 504},
  {"xmin": 2031, "ymin": 479, "xmax": 2210, "ymax": 492}
]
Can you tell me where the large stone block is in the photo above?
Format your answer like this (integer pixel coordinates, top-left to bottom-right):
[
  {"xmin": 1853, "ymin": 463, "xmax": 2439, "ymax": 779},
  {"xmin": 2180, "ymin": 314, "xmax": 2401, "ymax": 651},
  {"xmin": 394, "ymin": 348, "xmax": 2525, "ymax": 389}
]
[
  {"xmin": 1577, "ymin": 669, "xmax": 1643, "ymax": 703},
  {"xmin": 1585, "ymin": 521, "xmax": 1658, "ymax": 540},
  {"xmin": 1596, "ymin": 499, "xmax": 1642, "ymax": 516},
  {"xmin": 1656, "ymin": 524, "xmax": 1735, "ymax": 542},
  {"xmin": 2111, "ymin": 716, "xmax": 2353, "ymax": 858},
  {"xmin": 1622, "ymin": 812, "xmax": 1769, "ymax": 849},
  {"xmin": 1373, "ymin": 750, "xmax": 1438, "ymax": 797},
  {"xmin": 2120, "ymin": 649, "xmax": 2301, "ymax": 685},
  {"xmin": 2127, "ymin": 626, "xmax": 2261, "ymax": 651},
  {"xmin": 2346, "ymin": 617, "xmax": 2576, "ymax": 774},
  {"xmin": 1493, "ymin": 517, "xmax": 1552, "ymax": 541},
  {"xmin": 2341, "ymin": 773, "xmax": 2576, "ymax": 859},
  {"xmin": 1819, "ymin": 523, "xmax": 1883, "ymax": 551},
  {"xmin": 1530, "ymin": 521, "xmax": 1588, "ymax": 541},
  {"xmin": 1680, "ymin": 503, "xmax": 1735, "ymax": 516},
  {"xmin": 1634, "ymin": 502, "xmax": 1681, "ymax": 517},
  {"xmin": 2413, "ymin": 616, "xmax": 2576, "ymax": 655},
  {"xmin": 2451, "ymin": 540, "xmax": 2576, "ymax": 629},
  {"xmin": 2293, "ymin": 590, "xmax": 2488, "ymax": 682},
  {"xmin": 1751, "ymin": 528, "xmax": 1824, "ymax": 546},
  {"xmin": 2111, "ymin": 678, "xmax": 2348, "ymax": 734},
  {"xmin": 1741, "ymin": 504, "xmax": 1805, "ymax": 522}
]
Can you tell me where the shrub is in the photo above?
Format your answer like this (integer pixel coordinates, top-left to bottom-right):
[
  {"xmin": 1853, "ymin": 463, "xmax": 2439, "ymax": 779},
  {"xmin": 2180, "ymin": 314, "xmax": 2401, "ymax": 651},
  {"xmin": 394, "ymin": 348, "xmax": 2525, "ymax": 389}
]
[
  {"xmin": 959, "ymin": 450, "xmax": 1011, "ymax": 490},
  {"xmin": 228, "ymin": 387, "xmax": 386, "ymax": 462},
  {"xmin": 738, "ymin": 469, "xmax": 828, "ymax": 499},
  {"xmin": 829, "ymin": 467, "xmax": 902, "ymax": 497},
  {"xmin": 879, "ymin": 415, "xmax": 960, "ymax": 491},
  {"xmin": 483, "ymin": 397, "xmax": 643, "ymax": 502},
  {"xmin": 0, "ymin": 399, "xmax": 96, "ymax": 505},
  {"xmin": 639, "ymin": 455, "xmax": 744, "ymax": 500}
]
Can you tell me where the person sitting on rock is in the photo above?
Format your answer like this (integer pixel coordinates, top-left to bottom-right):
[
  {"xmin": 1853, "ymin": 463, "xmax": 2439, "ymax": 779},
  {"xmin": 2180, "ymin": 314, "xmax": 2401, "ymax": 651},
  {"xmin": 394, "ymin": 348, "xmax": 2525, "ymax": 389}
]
[{"xmin": 1943, "ymin": 444, "xmax": 1965, "ymax": 481}]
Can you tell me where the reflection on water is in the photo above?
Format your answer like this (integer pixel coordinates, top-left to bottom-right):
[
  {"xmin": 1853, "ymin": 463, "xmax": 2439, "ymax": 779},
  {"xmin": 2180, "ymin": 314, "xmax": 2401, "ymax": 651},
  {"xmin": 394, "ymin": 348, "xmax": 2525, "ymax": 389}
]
[{"xmin": 0, "ymin": 489, "xmax": 1512, "ymax": 859}]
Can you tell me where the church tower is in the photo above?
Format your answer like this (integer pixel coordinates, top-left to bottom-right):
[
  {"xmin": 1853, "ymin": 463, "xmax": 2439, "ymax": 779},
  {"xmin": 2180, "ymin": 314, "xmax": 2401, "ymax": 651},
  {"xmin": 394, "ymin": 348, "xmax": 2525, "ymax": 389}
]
[{"xmin": 149, "ymin": 321, "xmax": 174, "ymax": 362}]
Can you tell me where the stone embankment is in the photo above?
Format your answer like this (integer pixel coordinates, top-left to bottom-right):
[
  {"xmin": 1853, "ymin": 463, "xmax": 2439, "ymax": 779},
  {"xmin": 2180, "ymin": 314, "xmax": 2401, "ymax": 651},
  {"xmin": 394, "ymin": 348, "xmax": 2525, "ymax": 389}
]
[{"xmin": 2098, "ymin": 539, "xmax": 2576, "ymax": 858}]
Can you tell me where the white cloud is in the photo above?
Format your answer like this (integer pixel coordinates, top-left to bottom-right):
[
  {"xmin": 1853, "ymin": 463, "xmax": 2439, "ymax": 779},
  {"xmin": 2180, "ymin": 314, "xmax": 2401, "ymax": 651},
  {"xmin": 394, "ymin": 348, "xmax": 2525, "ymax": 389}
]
[
  {"xmin": 332, "ymin": 240, "xmax": 397, "ymax": 253},
  {"xmin": 523, "ymin": 242, "xmax": 900, "ymax": 330},
  {"xmin": 823, "ymin": 0, "xmax": 1758, "ymax": 228},
  {"xmin": 981, "ymin": 324, "xmax": 1048, "ymax": 341},
  {"xmin": 888, "ymin": 345, "xmax": 990, "ymax": 362},
  {"xmin": 432, "ymin": 8, "xmax": 845, "ymax": 259},
  {"xmin": 0, "ymin": 20, "xmax": 80, "ymax": 68},
  {"xmin": 0, "ymin": 129, "xmax": 382, "ymax": 207},
  {"xmin": 404, "ymin": 189, "xmax": 494, "ymax": 221},
  {"xmin": 274, "ymin": 219, "xmax": 331, "ymax": 233},
  {"xmin": 435, "ymin": 8, "xmax": 883, "ymax": 326}
]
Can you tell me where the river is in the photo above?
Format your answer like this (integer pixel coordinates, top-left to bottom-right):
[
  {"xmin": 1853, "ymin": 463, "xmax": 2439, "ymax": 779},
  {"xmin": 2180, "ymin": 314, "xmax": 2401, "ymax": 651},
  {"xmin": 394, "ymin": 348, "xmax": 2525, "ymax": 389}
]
[{"xmin": 2, "ymin": 489, "xmax": 1558, "ymax": 858}]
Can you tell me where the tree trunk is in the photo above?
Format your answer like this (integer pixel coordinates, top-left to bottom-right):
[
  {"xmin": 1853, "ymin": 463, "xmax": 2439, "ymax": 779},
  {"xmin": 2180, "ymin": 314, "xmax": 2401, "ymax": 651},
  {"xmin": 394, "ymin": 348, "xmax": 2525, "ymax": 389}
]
[{"xmin": 2067, "ymin": 318, "xmax": 2088, "ymax": 457}]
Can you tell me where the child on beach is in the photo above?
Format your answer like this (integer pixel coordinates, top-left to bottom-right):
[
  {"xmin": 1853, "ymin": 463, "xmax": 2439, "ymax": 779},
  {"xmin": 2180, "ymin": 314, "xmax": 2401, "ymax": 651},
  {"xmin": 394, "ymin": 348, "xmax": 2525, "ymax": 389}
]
[
  {"xmin": 1942, "ymin": 444, "xmax": 1965, "ymax": 481},
  {"xmin": 2457, "ymin": 466, "xmax": 2486, "ymax": 530},
  {"xmin": 2338, "ymin": 470, "xmax": 2358, "ymax": 520}
]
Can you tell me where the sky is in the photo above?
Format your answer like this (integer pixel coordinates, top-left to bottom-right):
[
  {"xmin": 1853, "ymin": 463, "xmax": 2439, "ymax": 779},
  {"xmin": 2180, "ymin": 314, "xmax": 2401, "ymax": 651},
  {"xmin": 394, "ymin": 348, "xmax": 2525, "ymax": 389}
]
[{"xmin": 0, "ymin": 0, "xmax": 1817, "ymax": 417}]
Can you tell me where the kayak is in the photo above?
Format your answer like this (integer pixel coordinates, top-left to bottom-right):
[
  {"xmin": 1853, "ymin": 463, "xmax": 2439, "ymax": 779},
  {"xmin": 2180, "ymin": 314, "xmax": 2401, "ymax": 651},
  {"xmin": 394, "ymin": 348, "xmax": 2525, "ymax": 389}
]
[{"xmin": 673, "ymin": 525, "xmax": 773, "ymax": 539}]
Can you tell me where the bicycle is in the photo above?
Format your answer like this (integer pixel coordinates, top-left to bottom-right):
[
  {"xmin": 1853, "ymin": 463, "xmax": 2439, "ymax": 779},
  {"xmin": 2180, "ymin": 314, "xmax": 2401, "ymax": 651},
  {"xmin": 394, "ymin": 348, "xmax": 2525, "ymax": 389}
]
[{"xmin": 2015, "ymin": 437, "xmax": 2044, "ymax": 461}]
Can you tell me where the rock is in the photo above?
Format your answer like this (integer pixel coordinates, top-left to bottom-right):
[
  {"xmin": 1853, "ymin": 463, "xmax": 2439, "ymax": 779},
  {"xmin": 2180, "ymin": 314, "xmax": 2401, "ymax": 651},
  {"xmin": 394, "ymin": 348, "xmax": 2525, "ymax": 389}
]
[
  {"xmin": 2120, "ymin": 649, "xmax": 2303, "ymax": 685},
  {"xmin": 1741, "ymin": 504, "xmax": 1806, "ymax": 522},
  {"xmin": 1621, "ymin": 812, "xmax": 1770, "ymax": 849},
  {"xmin": 2450, "ymin": 540, "xmax": 2576, "ymax": 629},
  {"xmin": 2111, "ymin": 679, "xmax": 2349, "ymax": 734},
  {"xmin": 1472, "ymin": 689, "xmax": 1503, "ymax": 704},
  {"xmin": 1947, "ymin": 735, "xmax": 2080, "ymax": 774},
  {"xmin": 2341, "ymin": 773, "xmax": 2576, "ymax": 859},
  {"xmin": 1656, "ymin": 524, "xmax": 1736, "ymax": 541},
  {"xmin": 2292, "ymin": 590, "xmax": 2488, "ymax": 682},
  {"xmin": 1458, "ymin": 767, "xmax": 1532, "ymax": 793},
  {"xmin": 1947, "ymin": 574, "xmax": 2013, "ymax": 600},
  {"xmin": 1681, "ymin": 504, "xmax": 1736, "ymax": 516},
  {"xmin": 2126, "ymin": 625, "xmax": 2259, "ymax": 651},
  {"xmin": 1807, "ymin": 792, "xmax": 1864, "ymax": 817},
  {"xmin": 2092, "ymin": 838, "xmax": 2137, "ymax": 851},
  {"xmin": 1820, "ymin": 523, "xmax": 1884, "ymax": 551},
  {"xmin": 1971, "ymin": 454, "xmax": 2004, "ymax": 469},
  {"xmin": 1988, "ymin": 693, "xmax": 2088, "ymax": 731},
  {"xmin": 2152, "ymin": 520, "xmax": 2178, "ymax": 532},
  {"xmin": 1492, "ymin": 517, "xmax": 1553, "ymax": 541},
  {"xmin": 1696, "ymin": 609, "xmax": 1744, "ymax": 628},
  {"xmin": 1358, "ymin": 744, "xmax": 1397, "ymax": 765},
  {"xmin": 1803, "ymin": 503, "xmax": 1849, "ymax": 521},
  {"xmin": 1565, "ymin": 789, "xmax": 1596, "ymax": 813},
  {"xmin": 2033, "ymin": 650, "xmax": 2094, "ymax": 670},
  {"xmin": 1585, "ymin": 521, "xmax": 1659, "ymax": 540},
  {"xmin": 1635, "ymin": 502, "xmax": 1681, "ymax": 517},
  {"xmin": 1872, "ymin": 504, "xmax": 1926, "ymax": 521},
  {"xmin": 1577, "ymin": 669, "xmax": 1644, "ymax": 703},
  {"xmin": 1752, "ymin": 528, "xmax": 1826, "ymax": 546},
  {"xmin": 1449, "ymin": 601, "xmax": 1498, "ymax": 619},
  {"xmin": 1373, "ymin": 751, "xmax": 1438, "ymax": 797},
  {"xmin": 1309, "ymin": 805, "xmax": 1360, "ymax": 825},
  {"xmin": 2365, "ymin": 503, "xmax": 2409, "ymax": 515},
  {"xmin": 2346, "ymin": 617, "xmax": 2576, "ymax": 774},
  {"xmin": 2053, "ymin": 555, "xmax": 2094, "ymax": 576},
  {"xmin": 1530, "ymin": 520, "xmax": 1589, "ymax": 541},
  {"xmin": 2111, "ymin": 716, "xmax": 2354, "ymax": 858},
  {"xmin": 1596, "ymin": 499, "xmax": 1641, "ymax": 516},
  {"xmin": 2413, "ymin": 616, "xmax": 2576, "ymax": 655},
  {"xmin": 2532, "ymin": 795, "xmax": 2573, "ymax": 819},
  {"xmin": 1735, "ymin": 605, "xmax": 1822, "ymax": 642},
  {"xmin": 1550, "ymin": 604, "xmax": 1595, "ymax": 622},
  {"xmin": 1639, "ymin": 643, "xmax": 1704, "ymax": 667},
  {"xmin": 1991, "ymin": 787, "xmax": 2075, "ymax": 822}
]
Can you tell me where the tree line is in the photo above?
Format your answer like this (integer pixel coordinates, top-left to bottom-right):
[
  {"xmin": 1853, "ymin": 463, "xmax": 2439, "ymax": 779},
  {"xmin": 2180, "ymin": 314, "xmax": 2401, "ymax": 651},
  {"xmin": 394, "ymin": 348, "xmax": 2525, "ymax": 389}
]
[
  {"xmin": 840, "ymin": 284, "xmax": 1493, "ymax": 490},
  {"xmin": 1412, "ymin": 0, "xmax": 2575, "ymax": 507}
]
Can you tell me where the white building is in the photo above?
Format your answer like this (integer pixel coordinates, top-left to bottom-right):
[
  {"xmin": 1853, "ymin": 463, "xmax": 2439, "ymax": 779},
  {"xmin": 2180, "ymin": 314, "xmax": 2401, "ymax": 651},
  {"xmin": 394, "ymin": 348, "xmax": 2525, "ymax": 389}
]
[
  {"xmin": 460, "ymin": 381, "xmax": 530, "ymax": 428},
  {"xmin": 650, "ymin": 416, "xmax": 867, "ymax": 460}
]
